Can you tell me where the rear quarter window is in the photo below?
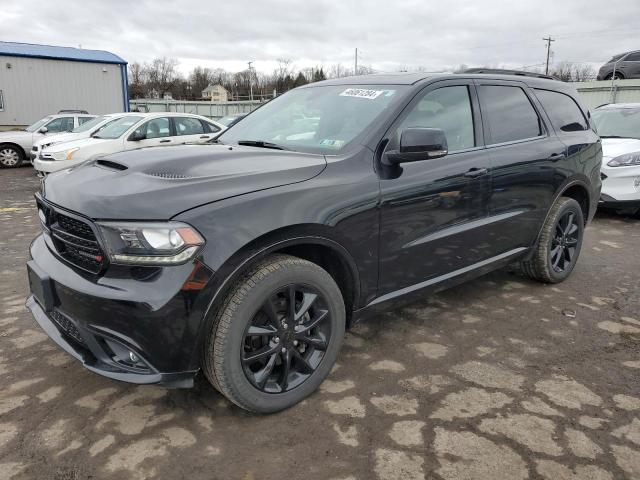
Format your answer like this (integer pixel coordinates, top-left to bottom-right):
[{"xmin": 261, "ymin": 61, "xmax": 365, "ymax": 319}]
[
  {"xmin": 534, "ymin": 89, "xmax": 588, "ymax": 133},
  {"xmin": 477, "ymin": 85, "xmax": 543, "ymax": 144}
]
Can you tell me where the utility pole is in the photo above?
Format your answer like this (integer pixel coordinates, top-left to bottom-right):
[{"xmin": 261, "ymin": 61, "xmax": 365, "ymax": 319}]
[
  {"xmin": 354, "ymin": 48, "xmax": 358, "ymax": 76},
  {"xmin": 543, "ymin": 36, "xmax": 555, "ymax": 75},
  {"xmin": 247, "ymin": 61, "xmax": 254, "ymax": 101}
]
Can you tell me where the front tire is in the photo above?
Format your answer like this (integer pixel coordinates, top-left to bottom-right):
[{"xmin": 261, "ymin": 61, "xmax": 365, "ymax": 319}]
[
  {"xmin": 521, "ymin": 197, "xmax": 584, "ymax": 283},
  {"xmin": 203, "ymin": 254, "xmax": 345, "ymax": 413},
  {"xmin": 0, "ymin": 145, "xmax": 24, "ymax": 168}
]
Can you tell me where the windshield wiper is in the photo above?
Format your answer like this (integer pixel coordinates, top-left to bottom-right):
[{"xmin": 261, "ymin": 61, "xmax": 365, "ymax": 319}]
[{"xmin": 237, "ymin": 140, "xmax": 289, "ymax": 151}]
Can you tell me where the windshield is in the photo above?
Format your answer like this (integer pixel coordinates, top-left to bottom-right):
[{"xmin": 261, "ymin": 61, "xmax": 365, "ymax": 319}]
[
  {"xmin": 93, "ymin": 116, "xmax": 143, "ymax": 139},
  {"xmin": 218, "ymin": 85, "xmax": 407, "ymax": 154},
  {"xmin": 25, "ymin": 116, "xmax": 53, "ymax": 132},
  {"xmin": 71, "ymin": 116, "xmax": 107, "ymax": 133},
  {"xmin": 592, "ymin": 108, "xmax": 640, "ymax": 139}
]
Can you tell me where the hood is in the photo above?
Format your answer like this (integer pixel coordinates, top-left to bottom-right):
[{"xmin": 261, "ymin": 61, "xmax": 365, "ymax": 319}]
[
  {"xmin": 0, "ymin": 130, "xmax": 32, "ymax": 141},
  {"xmin": 36, "ymin": 131, "xmax": 81, "ymax": 148},
  {"xmin": 46, "ymin": 136, "xmax": 107, "ymax": 152},
  {"xmin": 43, "ymin": 144, "xmax": 327, "ymax": 220},
  {"xmin": 601, "ymin": 138, "xmax": 640, "ymax": 160}
]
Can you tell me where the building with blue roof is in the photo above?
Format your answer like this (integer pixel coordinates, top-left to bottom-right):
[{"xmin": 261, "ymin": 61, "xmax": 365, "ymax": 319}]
[{"xmin": 0, "ymin": 41, "xmax": 129, "ymax": 127}]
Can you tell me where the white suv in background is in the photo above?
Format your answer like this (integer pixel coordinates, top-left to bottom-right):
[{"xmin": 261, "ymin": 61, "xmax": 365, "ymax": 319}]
[
  {"xmin": 30, "ymin": 113, "xmax": 128, "ymax": 162},
  {"xmin": 33, "ymin": 112, "xmax": 225, "ymax": 175},
  {"xmin": 592, "ymin": 103, "xmax": 640, "ymax": 215},
  {"xmin": 0, "ymin": 113, "xmax": 96, "ymax": 168}
]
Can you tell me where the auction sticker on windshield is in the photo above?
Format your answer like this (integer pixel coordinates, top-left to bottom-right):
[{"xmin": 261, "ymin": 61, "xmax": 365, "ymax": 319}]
[{"xmin": 339, "ymin": 88, "xmax": 385, "ymax": 100}]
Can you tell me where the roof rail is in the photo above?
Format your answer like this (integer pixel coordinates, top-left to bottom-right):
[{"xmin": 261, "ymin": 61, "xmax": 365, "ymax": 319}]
[
  {"xmin": 459, "ymin": 68, "xmax": 554, "ymax": 80},
  {"xmin": 58, "ymin": 109, "xmax": 89, "ymax": 114}
]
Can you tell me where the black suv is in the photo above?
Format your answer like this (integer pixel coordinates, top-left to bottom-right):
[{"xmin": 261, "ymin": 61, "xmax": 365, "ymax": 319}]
[{"xmin": 27, "ymin": 73, "xmax": 602, "ymax": 412}]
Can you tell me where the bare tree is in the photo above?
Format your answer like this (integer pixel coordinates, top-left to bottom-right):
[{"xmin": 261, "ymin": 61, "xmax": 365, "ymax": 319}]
[
  {"xmin": 189, "ymin": 66, "xmax": 214, "ymax": 99},
  {"xmin": 145, "ymin": 57, "xmax": 180, "ymax": 97},
  {"xmin": 550, "ymin": 62, "xmax": 596, "ymax": 82}
]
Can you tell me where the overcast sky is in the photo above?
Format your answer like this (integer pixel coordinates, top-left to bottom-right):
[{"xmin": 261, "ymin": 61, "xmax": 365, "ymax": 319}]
[{"xmin": 2, "ymin": 0, "xmax": 639, "ymax": 75}]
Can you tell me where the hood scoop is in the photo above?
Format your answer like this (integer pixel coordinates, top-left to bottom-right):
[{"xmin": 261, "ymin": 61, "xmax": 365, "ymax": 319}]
[{"xmin": 95, "ymin": 159, "xmax": 128, "ymax": 171}]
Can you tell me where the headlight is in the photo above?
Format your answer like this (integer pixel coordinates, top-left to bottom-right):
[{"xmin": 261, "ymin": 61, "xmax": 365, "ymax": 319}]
[
  {"xmin": 97, "ymin": 221, "xmax": 205, "ymax": 265},
  {"xmin": 65, "ymin": 147, "xmax": 80, "ymax": 160},
  {"xmin": 608, "ymin": 152, "xmax": 640, "ymax": 167}
]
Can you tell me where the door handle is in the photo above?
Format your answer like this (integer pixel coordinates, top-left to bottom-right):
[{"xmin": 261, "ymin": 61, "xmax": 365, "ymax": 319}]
[
  {"xmin": 200, "ymin": 135, "xmax": 210, "ymax": 139},
  {"xmin": 547, "ymin": 153, "xmax": 565, "ymax": 161},
  {"xmin": 159, "ymin": 139, "xmax": 171, "ymax": 143},
  {"xmin": 464, "ymin": 167, "xmax": 488, "ymax": 178}
]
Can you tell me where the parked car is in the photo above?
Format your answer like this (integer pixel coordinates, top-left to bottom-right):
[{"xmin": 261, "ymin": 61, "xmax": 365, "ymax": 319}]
[
  {"xmin": 0, "ymin": 113, "xmax": 96, "ymax": 168},
  {"xmin": 30, "ymin": 114, "xmax": 128, "ymax": 163},
  {"xmin": 33, "ymin": 112, "xmax": 225, "ymax": 174},
  {"xmin": 597, "ymin": 50, "xmax": 640, "ymax": 80},
  {"xmin": 218, "ymin": 113, "xmax": 248, "ymax": 128},
  {"xmin": 592, "ymin": 103, "xmax": 640, "ymax": 214},
  {"xmin": 27, "ymin": 72, "xmax": 601, "ymax": 413}
]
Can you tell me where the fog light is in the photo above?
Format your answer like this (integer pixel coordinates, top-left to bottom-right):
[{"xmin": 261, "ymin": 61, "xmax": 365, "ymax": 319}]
[
  {"xmin": 634, "ymin": 177, "xmax": 640, "ymax": 189},
  {"xmin": 129, "ymin": 352, "xmax": 140, "ymax": 363}
]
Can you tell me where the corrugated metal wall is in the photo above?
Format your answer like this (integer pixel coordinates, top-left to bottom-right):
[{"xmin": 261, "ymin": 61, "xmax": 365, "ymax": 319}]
[
  {"xmin": 0, "ymin": 56, "xmax": 125, "ymax": 126},
  {"xmin": 129, "ymin": 99, "xmax": 262, "ymax": 119},
  {"xmin": 576, "ymin": 79, "xmax": 640, "ymax": 110}
]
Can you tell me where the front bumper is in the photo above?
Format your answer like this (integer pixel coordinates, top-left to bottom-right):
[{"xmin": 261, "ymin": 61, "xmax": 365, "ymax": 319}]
[
  {"xmin": 26, "ymin": 234, "xmax": 215, "ymax": 387},
  {"xmin": 600, "ymin": 163, "xmax": 640, "ymax": 212},
  {"xmin": 32, "ymin": 156, "xmax": 77, "ymax": 173}
]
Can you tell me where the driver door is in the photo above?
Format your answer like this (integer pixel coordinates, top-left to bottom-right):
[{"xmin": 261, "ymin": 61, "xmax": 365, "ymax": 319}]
[
  {"xmin": 127, "ymin": 117, "xmax": 173, "ymax": 150},
  {"xmin": 377, "ymin": 80, "xmax": 492, "ymax": 297}
]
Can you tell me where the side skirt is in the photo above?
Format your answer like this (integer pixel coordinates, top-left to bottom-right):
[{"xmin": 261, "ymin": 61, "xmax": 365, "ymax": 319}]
[{"xmin": 352, "ymin": 247, "xmax": 528, "ymax": 322}]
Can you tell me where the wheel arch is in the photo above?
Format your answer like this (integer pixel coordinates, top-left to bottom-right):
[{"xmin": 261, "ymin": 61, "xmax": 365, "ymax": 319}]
[
  {"xmin": 0, "ymin": 142, "xmax": 26, "ymax": 159},
  {"xmin": 530, "ymin": 178, "xmax": 592, "ymax": 253},
  {"xmin": 192, "ymin": 225, "xmax": 362, "ymax": 369}
]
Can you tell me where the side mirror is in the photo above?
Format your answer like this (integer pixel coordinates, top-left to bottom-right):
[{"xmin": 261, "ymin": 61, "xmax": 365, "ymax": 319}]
[
  {"xmin": 385, "ymin": 127, "xmax": 448, "ymax": 164},
  {"xmin": 38, "ymin": 127, "xmax": 48, "ymax": 134},
  {"xmin": 129, "ymin": 130, "xmax": 146, "ymax": 141}
]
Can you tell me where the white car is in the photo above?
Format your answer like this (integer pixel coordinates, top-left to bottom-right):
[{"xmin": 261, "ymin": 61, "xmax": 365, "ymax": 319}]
[
  {"xmin": 34, "ymin": 112, "xmax": 225, "ymax": 174},
  {"xmin": 0, "ymin": 113, "xmax": 96, "ymax": 168},
  {"xmin": 592, "ymin": 103, "xmax": 640, "ymax": 215},
  {"xmin": 30, "ymin": 114, "xmax": 129, "ymax": 162}
]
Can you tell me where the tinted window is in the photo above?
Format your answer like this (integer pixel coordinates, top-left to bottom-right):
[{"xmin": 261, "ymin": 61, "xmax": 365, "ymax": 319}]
[
  {"xmin": 625, "ymin": 52, "xmax": 640, "ymax": 62},
  {"xmin": 535, "ymin": 89, "xmax": 588, "ymax": 132},
  {"xmin": 397, "ymin": 86, "xmax": 475, "ymax": 152},
  {"xmin": 478, "ymin": 86, "xmax": 542, "ymax": 144},
  {"xmin": 202, "ymin": 120, "xmax": 221, "ymax": 133},
  {"xmin": 45, "ymin": 117, "xmax": 74, "ymax": 133},
  {"xmin": 78, "ymin": 116, "xmax": 94, "ymax": 125},
  {"xmin": 175, "ymin": 117, "xmax": 205, "ymax": 136}
]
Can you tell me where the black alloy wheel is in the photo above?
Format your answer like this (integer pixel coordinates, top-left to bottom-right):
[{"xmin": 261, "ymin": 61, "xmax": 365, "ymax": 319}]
[
  {"xmin": 549, "ymin": 210, "xmax": 580, "ymax": 273},
  {"xmin": 242, "ymin": 284, "xmax": 332, "ymax": 393},
  {"xmin": 203, "ymin": 254, "xmax": 345, "ymax": 413},
  {"xmin": 520, "ymin": 196, "xmax": 584, "ymax": 284}
]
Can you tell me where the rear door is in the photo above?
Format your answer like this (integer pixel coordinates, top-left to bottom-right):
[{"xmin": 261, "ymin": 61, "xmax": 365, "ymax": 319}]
[
  {"xmin": 475, "ymin": 80, "xmax": 567, "ymax": 255},
  {"xmin": 173, "ymin": 117, "xmax": 216, "ymax": 144},
  {"xmin": 377, "ymin": 80, "xmax": 492, "ymax": 295},
  {"xmin": 621, "ymin": 52, "xmax": 640, "ymax": 78}
]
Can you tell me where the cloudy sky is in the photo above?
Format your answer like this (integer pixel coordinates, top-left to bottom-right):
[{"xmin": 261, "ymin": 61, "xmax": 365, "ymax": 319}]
[{"xmin": 2, "ymin": 0, "xmax": 639, "ymax": 75}]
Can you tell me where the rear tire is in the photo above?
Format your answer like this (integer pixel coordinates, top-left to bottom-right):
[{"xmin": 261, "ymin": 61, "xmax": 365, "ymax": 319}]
[
  {"xmin": 203, "ymin": 254, "xmax": 345, "ymax": 413},
  {"xmin": 0, "ymin": 145, "xmax": 24, "ymax": 168},
  {"xmin": 520, "ymin": 197, "xmax": 584, "ymax": 284}
]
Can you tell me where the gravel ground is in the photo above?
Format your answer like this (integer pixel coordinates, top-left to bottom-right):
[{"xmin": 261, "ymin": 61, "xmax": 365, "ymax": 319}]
[{"xmin": 1, "ymin": 166, "xmax": 639, "ymax": 480}]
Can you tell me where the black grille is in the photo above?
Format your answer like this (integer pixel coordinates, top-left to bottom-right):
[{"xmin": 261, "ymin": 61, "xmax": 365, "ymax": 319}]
[
  {"xmin": 36, "ymin": 198, "xmax": 105, "ymax": 274},
  {"xmin": 50, "ymin": 309, "xmax": 85, "ymax": 345}
]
